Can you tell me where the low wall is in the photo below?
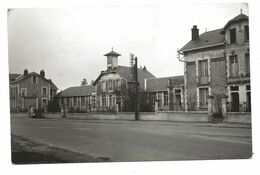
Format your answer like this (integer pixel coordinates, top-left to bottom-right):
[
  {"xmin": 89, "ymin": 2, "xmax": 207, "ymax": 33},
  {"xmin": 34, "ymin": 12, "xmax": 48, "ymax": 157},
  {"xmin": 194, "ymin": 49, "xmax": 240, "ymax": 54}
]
[
  {"xmin": 226, "ymin": 112, "xmax": 251, "ymax": 124},
  {"xmin": 152, "ymin": 111, "xmax": 209, "ymax": 122},
  {"xmin": 11, "ymin": 111, "xmax": 250, "ymax": 124},
  {"xmin": 50, "ymin": 111, "xmax": 209, "ymax": 122},
  {"xmin": 10, "ymin": 113, "xmax": 28, "ymax": 118},
  {"xmin": 65, "ymin": 112, "xmax": 134, "ymax": 120}
]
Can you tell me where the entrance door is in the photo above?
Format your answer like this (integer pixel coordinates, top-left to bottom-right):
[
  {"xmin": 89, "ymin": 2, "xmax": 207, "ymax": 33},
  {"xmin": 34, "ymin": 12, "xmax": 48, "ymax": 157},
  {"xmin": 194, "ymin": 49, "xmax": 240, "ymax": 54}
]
[
  {"xmin": 175, "ymin": 94, "xmax": 181, "ymax": 111},
  {"xmin": 231, "ymin": 92, "xmax": 239, "ymax": 112},
  {"xmin": 246, "ymin": 92, "xmax": 251, "ymax": 112}
]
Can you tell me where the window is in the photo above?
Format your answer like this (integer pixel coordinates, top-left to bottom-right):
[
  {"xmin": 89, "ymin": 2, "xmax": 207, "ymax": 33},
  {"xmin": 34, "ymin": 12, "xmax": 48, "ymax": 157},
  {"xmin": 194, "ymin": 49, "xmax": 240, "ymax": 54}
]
[
  {"xmin": 245, "ymin": 53, "xmax": 250, "ymax": 76},
  {"xmin": 230, "ymin": 55, "xmax": 239, "ymax": 77},
  {"xmin": 158, "ymin": 93, "xmax": 163, "ymax": 107},
  {"xmin": 42, "ymin": 87, "xmax": 47, "ymax": 96},
  {"xmin": 112, "ymin": 96, "xmax": 116, "ymax": 106},
  {"xmin": 230, "ymin": 28, "xmax": 237, "ymax": 44},
  {"xmin": 116, "ymin": 79, "xmax": 121, "ymax": 89},
  {"xmin": 199, "ymin": 88, "xmax": 208, "ymax": 108},
  {"xmin": 73, "ymin": 97, "xmax": 77, "ymax": 106},
  {"xmin": 102, "ymin": 81, "xmax": 106, "ymax": 92},
  {"xmin": 150, "ymin": 94, "xmax": 156, "ymax": 106},
  {"xmin": 163, "ymin": 91, "xmax": 169, "ymax": 106},
  {"xmin": 109, "ymin": 95, "xmax": 113, "ymax": 106},
  {"xmin": 246, "ymin": 85, "xmax": 250, "ymax": 90},
  {"xmin": 97, "ymin": 82, "xmax": 102, "ymax": 93},
  {"xmin": 32, "ymin": 75, "xmax": 37, "ymax": 84},
  {"xmin": 81, "ymin": 96, "xmax": 85, "ymax": 106},
  {"xmin": 108, "ymin": 80, "xmax": 113, "ymax": 90},
  {"xmin": 21, "ymin": 88, "xmax": 27, "ymax": 97},
  {"xmin": 199, "ymin": 60, "xmax": 208, "ymax": 76},
  {"xmin": 61, "ymin": 98, "xmax": 66, "ymax": 105},
  {"xmin": 230, "ymin": 86, "xmax": 239, "ymax": 91},
  {"xmin": 102, "ymin": 95, "xmax": 106, "ymax": 106},
  {"xmin": 244, "ymin": 25, "xmax": 249, "ymax": 41},
  {"xmin": 42, "ymin": 98, "xmax": 47, "ymax": 107},
  {"xmin": 10, "ymin": 87, "xmax": 17, "ymax": 97}
]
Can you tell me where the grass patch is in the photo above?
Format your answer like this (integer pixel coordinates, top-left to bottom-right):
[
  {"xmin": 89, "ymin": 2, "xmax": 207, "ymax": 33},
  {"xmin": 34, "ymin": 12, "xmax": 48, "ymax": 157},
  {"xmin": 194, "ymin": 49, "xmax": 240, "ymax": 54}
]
[{"xmin": 11, "ymin": 134, "xmax": 111, "ymax": 164}]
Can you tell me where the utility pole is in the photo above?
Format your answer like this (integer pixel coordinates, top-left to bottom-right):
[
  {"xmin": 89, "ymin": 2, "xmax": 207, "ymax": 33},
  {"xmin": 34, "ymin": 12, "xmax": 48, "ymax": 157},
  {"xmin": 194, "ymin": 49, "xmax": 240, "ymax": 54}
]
[
  {"xmin": 130, "ymin": 53, "xmax": 139, "ymax": 120},
  {"xmin": 134, "ymin": 57, "xmax": 139, "ymax": 121}
]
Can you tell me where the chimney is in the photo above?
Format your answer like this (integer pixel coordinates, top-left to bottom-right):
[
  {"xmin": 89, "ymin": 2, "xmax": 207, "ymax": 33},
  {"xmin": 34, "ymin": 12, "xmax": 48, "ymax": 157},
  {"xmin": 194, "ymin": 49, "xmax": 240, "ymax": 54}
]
[
  {"xmin": 24, "ymin": 69, "xmax": 28, "ymax": 76},
  {"xmin": 143, "ymin": 66, "xmax": 146, "ymax": 71},
  {"xmin": 191, "ymin": 25, "xmax": 199, "ymax": 41},
  {"xmin": 40, "ymin": 70, "xmax": 45, "ymax": 77}
]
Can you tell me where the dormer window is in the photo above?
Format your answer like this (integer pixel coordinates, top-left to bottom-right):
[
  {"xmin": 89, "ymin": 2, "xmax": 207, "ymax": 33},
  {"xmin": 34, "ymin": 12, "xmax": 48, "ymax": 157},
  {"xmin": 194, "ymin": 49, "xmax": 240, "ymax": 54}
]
[
  {"xmin": 32, "ymin": 75, "xmax": 37, "ymax": 84},
  {"xmin": 244, "ymin": 25, "xmax": 249, "ymax": 41},
  {"xmin": 230, "ymin": 28, "xmax": 237, "ymax": 44}
]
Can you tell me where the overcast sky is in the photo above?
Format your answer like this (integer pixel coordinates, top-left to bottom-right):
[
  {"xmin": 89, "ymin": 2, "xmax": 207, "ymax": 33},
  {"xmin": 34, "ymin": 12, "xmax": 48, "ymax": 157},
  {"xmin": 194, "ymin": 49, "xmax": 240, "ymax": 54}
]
[{"xmin": 8, "ymin": 3, "xmax": 248, "ymax": 90}]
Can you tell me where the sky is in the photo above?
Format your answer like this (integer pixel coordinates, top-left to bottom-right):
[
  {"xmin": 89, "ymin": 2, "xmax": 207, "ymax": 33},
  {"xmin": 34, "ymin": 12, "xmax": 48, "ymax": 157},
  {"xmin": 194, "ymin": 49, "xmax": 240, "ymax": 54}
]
[{"xmin": 8, "ymin": 3, "xmax": 248, "ymax": 90}]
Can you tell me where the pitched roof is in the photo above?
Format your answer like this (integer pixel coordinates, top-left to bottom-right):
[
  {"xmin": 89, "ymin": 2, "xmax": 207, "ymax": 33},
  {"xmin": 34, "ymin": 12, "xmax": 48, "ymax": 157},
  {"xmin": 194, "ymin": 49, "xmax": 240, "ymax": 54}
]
[
  {"xmin": 58, "ymin": 85, "xmax": 95, "ymax": 97},
  {"xmin": 180, "ymin": 28, "xmax": 225, "ymax": 53},
  {"xmin": 104, "ymin": 50, "xmax": 121, "ymax": 56},
  {"xmin": 49, "ymin": 79, "xmax": 58, "ymax": 90},
  {"xmin": 94, "ymin": 65, "xmax": 155, "ymax": 89},
  {"xmin": 9, "ymin": 73, "xmax": 21, "ymax": 82},
  {"xmin": 9, "ymin": 72, "xmax": 58, "ymax": 90},
  {"xmin": 146, "ymin": 75, "xmax": 184, "ymax": 92},
  {"xmin": 223, "ymin": 13, "xmax": 248, "ymax": 31}
]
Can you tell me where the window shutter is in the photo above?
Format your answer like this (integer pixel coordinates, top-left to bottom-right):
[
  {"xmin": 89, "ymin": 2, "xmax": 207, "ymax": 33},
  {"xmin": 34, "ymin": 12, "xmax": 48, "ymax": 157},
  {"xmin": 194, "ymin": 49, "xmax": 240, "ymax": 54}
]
[{"xmin": 113, "ymin": 80, "xmax": 116, "ymax": 89}]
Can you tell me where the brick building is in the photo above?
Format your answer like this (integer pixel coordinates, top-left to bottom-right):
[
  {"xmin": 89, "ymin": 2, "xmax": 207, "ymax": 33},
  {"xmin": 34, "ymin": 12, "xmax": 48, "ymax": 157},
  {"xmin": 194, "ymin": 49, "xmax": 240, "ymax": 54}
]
[
  {"xmin": 9, "ymin": 69, "xmax": 58, "ymax": 112},
  {"xmin": 57, "ymin": 85, "xmax": 95, "ymax": 112},
  {"xmin": 179, "ymin": 12, "xmax": 250, "ymax": 112},
  {"xmin": 145, "ymin": 76, "xmax": 184, "ymax": 111},
  {"xmin": 93, "ymin": 49, "xmax": 155, "ymax": 111}
]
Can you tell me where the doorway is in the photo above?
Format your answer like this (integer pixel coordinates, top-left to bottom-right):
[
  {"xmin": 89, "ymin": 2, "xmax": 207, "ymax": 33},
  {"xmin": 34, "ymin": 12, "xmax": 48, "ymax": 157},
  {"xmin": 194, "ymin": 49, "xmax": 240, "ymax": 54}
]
[
  {"xmin": 246, "ymin": 92, "xmax": 251, "ymax": 112},
  {"xmin": 231, "ymin": 92, "xmax": 239, "ymax": 112},
  {"xmin": 174, "ymin": 94, "xmax": 181, "ymax": 111}
]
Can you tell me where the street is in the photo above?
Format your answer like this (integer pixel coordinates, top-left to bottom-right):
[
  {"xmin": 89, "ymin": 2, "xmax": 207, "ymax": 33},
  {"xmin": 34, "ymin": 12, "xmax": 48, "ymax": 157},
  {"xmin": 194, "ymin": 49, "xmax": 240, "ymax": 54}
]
[{"xmin": 11, "ymin": 117, "xmax": 252, "ymax": 162}]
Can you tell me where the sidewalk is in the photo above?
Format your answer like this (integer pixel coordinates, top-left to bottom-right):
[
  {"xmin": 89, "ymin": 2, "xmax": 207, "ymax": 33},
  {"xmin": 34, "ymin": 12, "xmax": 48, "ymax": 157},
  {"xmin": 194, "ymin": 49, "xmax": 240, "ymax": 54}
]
[
  {"xmin": 11, "ymin": 112, "xmax": 251, "ymax": 129},
  {"xmin": 43, "ymin": 116, "xmax": 252, "ymax": 129}
]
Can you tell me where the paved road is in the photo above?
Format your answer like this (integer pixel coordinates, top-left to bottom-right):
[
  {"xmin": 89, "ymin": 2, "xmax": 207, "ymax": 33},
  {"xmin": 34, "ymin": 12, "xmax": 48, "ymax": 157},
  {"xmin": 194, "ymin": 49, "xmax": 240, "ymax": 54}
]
[{"xmin": 11, "ymin": 117, "xmax": 252, "ymax": 162}]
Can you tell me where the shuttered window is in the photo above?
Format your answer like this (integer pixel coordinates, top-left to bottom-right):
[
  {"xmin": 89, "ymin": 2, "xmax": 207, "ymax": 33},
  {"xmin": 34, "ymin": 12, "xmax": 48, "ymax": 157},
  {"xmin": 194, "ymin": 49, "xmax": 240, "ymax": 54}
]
[
  {"xmin": 230, "ymin": 55, "xmax": 239, "ymax": 77},
  {"xmin": 230, "ymin": 28, "xmax": 237, "ymax": 44},
  {"xmin": 199, "ymin": 60, "xmax": 208, "ymax": 76},
  {"xmin": 245, "ymin": 53, "xmax": 250, "ymax": 76},
  {"xmin": 199, "ymin": 88, "xmax": 208, "ymax": 108}
]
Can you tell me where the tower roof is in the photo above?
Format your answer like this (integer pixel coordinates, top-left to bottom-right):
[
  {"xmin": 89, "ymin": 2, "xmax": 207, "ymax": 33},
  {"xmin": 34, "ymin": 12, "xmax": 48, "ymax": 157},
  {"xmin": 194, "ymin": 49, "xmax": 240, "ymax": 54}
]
[
  {"xmin": 223, "ymin": 13, "xmax": 248, "ymax": 31},
  {"xmin": 104, "ymin": 50, "xmax": 121, "ymax": 56}
]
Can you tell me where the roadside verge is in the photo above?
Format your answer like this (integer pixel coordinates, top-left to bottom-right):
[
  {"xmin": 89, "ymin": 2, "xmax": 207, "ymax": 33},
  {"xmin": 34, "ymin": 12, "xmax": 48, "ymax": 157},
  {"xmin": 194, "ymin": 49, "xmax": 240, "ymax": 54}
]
[{"xmin": 11, "ymin": 134, "xmax": 111, "ymax": 164}]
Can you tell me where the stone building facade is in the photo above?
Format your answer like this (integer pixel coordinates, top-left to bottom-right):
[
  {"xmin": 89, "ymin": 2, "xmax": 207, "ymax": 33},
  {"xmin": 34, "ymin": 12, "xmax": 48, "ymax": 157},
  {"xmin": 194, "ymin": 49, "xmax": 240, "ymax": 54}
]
[
  {"xmin": 9, "ymin": 69, "xmax": 58, "ymax": 112},
  {"xmin": 93, "ymin": 50, "xmax": 155, "ymax": 112},
  {"xmin": 222, "ymin": 14, "xmax": 250, "ymax": 112},
  {"xmin": 179, "ymin": 13, "xmax": 250, "ymax": 112},
  {"xmin": 57, "ymin": 85, "xmax": 95, "ymax": 112},
  {"xmin": 145, "ymin": 76, "xmax": 184, "ymax": 111}
]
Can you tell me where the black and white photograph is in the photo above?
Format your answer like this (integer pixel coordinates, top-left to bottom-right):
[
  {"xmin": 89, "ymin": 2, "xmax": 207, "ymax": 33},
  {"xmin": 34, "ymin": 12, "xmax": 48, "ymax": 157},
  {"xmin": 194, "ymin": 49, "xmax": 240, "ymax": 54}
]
[{"xmin": 1, "ymin": 0, "xmax": 259, "ymax": 174}]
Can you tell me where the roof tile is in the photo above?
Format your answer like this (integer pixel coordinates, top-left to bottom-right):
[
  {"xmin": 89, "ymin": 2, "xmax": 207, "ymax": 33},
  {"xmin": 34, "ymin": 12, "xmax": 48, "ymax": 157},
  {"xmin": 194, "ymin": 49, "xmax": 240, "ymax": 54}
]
[
  {"xmin": 58, "ymin": 85, "xmax": 95, "ymax": 97},
  {"xmin": 146, "ymin": 76, "xmax": 184, "ymax": 92},
  {"xmin": 180, "ymin": 28, "xmax": 225, "ymax": 52}
]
